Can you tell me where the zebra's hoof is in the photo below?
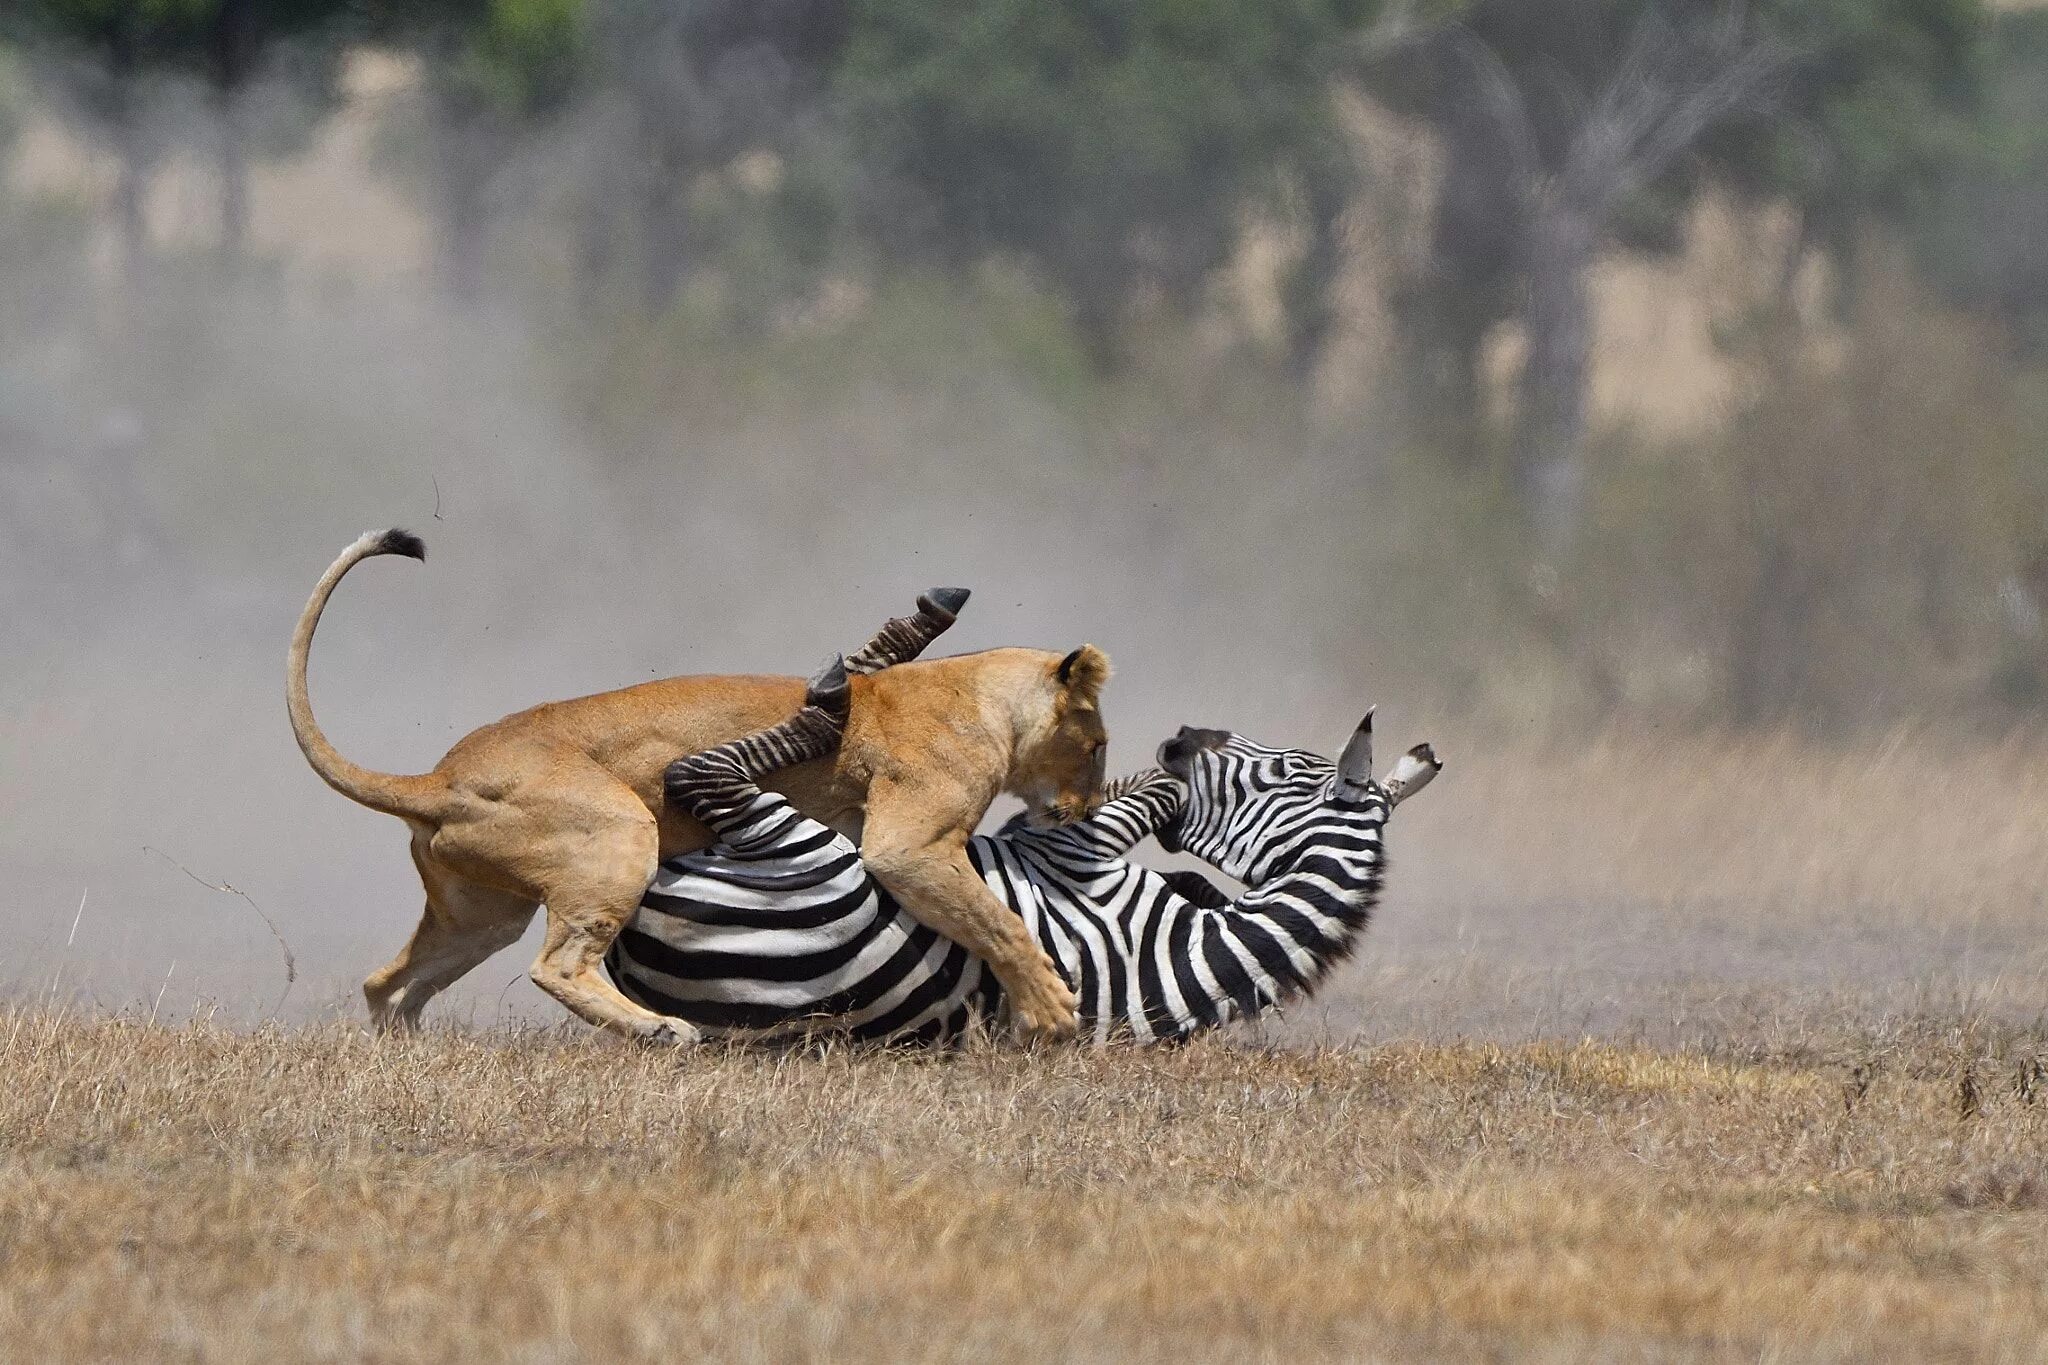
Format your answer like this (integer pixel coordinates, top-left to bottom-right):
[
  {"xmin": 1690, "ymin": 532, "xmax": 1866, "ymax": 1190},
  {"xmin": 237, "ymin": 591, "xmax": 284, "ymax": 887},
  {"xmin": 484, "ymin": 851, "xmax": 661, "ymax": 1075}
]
[
  {"xmin": 806, "ymin": 656, "xmax": 851, "ymax": 713},
  {"xmin": 918, "ymin": 586, "xmax": 970, "ymax": 621}
]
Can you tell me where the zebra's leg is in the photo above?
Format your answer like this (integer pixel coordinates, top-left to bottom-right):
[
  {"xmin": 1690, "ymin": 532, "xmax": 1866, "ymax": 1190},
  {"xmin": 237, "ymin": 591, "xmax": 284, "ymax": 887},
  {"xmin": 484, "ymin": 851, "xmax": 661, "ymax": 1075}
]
[
  {"xmin": 663, "ymin": 657, "xmax": 852, "ymax": 840},
  {"xmin": 1060, "ymin": 768, "xmax": 1186, "ymax": 856},
  {"xmin": 842, "ymin": 587, "xmax": 971, "ymax": 675}
]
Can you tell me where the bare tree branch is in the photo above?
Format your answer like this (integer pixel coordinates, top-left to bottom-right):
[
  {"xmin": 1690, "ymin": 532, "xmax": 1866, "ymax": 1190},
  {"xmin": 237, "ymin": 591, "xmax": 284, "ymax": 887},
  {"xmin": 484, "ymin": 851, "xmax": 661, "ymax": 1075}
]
[
  {"xmin": 1625, "ymin": 40, "xmax": 1791, "ymax": 191},
  {"xmin": 1565, "ymin": 4, "xmax": 1797, "ymax": 214},
  {"xmin": 145, "ymin": 846, "xmax": 297, "ymax": 1011},
  {"xmin": 1566, "ymin": 11, "xmax": 1684, "ymax": 202},
  {"xmin": 1351, "ymin": 0, "xmax": 1443, "ymax": 60},
  {"xmin": 1349, "ymin": 8, "xmax": 1540, "ymax": 193},
  {"xmin": 1446, "ymin": 28, "xmax": 1541, "ymax": 194}
]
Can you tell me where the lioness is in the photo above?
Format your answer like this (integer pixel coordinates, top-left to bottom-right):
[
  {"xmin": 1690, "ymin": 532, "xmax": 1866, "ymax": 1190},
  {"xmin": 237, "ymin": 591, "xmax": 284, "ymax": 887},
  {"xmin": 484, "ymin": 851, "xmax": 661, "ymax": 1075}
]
[{"xmin": 287, "ymin": 529, "xmax": 1106, "ymax": 1042}]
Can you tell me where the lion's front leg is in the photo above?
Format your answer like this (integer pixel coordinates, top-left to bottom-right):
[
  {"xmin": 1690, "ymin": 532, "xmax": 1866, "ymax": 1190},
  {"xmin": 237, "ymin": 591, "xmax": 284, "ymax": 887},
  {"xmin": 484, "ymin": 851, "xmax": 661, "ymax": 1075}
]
[{"xmin": 860, "ymin": 775, "xmax": 1079, "ymax": 1041}]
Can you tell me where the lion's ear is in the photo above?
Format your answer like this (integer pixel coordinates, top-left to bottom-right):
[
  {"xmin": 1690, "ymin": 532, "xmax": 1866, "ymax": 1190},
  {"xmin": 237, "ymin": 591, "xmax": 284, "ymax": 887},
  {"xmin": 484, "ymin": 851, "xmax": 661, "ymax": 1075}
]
[{"xmin": 1055, "ymin": 645, "xmax": 1111, "ymax": 700}]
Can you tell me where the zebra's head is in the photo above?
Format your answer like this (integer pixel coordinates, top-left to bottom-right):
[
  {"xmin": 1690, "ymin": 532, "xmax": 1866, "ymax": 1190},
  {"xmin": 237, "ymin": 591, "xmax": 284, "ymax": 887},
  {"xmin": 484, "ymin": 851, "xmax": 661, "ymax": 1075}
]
[{"xmin": 1155, "ymin": 713, "xmax": 1440, "ymax": 884}]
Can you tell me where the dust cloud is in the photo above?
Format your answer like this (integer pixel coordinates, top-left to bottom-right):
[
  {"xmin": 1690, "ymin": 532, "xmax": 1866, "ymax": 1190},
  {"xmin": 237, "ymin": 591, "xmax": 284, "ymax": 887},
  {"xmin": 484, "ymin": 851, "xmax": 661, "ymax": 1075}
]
[{"xmin": 2, "ymin": 58, "xmax": 2038, "ymax": 1039}]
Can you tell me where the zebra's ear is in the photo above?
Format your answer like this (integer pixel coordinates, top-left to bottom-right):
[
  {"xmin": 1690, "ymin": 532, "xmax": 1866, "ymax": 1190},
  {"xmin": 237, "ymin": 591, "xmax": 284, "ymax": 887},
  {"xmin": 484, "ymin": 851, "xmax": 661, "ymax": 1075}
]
[
  {"xmin": 1336, "ymin": 709, "xmax": 1374, "ymax": 788},
  {"xmin": 1382, "ymin": 743, "xmax": 1442, "ymax": 807}
]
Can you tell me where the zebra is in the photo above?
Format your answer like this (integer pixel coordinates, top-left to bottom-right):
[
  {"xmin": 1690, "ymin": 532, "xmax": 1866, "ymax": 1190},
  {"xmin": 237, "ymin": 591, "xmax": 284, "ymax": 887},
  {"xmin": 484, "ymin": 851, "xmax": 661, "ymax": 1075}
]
[{"xmin": 604, "ymin": 650, "xmax": 1441, "ymax": 1046}]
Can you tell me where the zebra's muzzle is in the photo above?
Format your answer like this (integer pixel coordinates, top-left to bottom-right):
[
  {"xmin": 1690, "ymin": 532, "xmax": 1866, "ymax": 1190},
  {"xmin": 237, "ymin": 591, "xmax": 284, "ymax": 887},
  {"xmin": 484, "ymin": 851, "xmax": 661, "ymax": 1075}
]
[{"xmin": 1157, "ymin": 726, "xmax": 1229, "ymax": 778}]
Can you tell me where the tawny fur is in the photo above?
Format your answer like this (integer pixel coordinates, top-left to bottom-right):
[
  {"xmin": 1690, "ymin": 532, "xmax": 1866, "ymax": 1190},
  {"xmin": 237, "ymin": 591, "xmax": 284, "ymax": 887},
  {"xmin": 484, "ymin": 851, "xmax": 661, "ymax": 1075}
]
[{"xmin": 287, "ymin": 530, "xmax": 1107, "ymax": 1043}]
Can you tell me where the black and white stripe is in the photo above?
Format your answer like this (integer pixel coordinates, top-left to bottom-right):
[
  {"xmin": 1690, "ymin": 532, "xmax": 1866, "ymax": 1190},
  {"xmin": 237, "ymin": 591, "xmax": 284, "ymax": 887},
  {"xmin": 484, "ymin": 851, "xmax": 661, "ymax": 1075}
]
[{"xmin": 606, "ymin": 705, "xmax": 1434, "ymax": 1045}]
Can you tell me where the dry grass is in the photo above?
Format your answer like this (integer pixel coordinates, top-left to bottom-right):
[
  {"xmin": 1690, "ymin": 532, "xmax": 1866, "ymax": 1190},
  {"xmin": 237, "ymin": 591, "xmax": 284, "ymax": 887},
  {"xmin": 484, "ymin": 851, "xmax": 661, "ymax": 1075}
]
[{"xmin": 4, "ymin": 1006, "xmax": 2046, "ymax": 1362}]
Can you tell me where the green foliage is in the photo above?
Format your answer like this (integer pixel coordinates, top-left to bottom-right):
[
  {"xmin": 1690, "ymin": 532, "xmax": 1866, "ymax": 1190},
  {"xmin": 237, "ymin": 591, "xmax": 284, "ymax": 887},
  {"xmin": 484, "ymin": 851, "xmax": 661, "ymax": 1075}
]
[
  {"xmin": 437, "ymin": 0, "xmax": 588, "ymax": 117},
  {"xmin": 1726, "ymin": 0, "xmax": 1984, "ymax": 240},
  {"xmin": 838, "ymin": 0, "xmax": 1373, "ymax": 366},
  {"xmin": 17, "ymin": 1, "xmax": 355, "ymax": 72},
  {"xmin": 1377, "ymin": 0, "xmax": 1989, "ymax": 434},
  {"xmin": 1381, "ymin": 0, "xmax": 1985, "ymax": 231},
  {"xmin": 1911, "ymin": 9, "xmax": 2048, "ymax": 354},
  {"xmin": 1601, "ymin": 268, "xmax": 2029, "ymax": 723},
  {"xmin": 356, "ymin": 0, "xmax": 588, "ymax": 117}
]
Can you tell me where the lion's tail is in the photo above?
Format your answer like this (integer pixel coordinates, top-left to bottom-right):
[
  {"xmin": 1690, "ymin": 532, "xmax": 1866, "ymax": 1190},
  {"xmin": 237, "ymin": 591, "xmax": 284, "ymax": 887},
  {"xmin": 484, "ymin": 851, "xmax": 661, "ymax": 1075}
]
[{"xmin": 287, "ymin": 529, "xmax": 455, "ymax": 822}]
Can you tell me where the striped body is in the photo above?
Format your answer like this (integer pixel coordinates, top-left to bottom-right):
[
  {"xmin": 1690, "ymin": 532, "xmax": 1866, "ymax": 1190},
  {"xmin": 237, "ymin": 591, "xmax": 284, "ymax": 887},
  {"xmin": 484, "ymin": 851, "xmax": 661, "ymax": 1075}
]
[{"xmin": 608, "ymin": 746, "xmax": 1394, "ymax": 1045}]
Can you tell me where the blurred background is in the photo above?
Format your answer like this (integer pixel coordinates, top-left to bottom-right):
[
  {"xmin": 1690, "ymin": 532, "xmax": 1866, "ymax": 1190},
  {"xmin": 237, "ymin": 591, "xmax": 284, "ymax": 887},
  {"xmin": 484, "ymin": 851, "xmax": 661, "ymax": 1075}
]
[{"xmin": 1, "ymin": 0, "xmax": 2043, "ymax": 1040}]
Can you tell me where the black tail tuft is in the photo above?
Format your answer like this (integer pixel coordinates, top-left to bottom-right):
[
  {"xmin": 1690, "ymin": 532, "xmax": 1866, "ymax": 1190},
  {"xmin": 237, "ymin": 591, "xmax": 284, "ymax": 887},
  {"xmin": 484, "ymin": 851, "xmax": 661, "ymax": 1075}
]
[{"xmin": 373, "ymin": 528, "xmax": 427, "ymax": 562}]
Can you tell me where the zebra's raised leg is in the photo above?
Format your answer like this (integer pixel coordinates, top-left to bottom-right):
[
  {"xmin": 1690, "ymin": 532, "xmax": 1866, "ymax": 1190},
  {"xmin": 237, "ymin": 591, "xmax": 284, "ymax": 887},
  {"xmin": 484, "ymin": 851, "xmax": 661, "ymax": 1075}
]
[
  {"xmin": 664, "ymin": 657, "xmax": 852, "ymax": 842},
  {"xmin": 659, "ymin": 578, "xmax": 970, "ymax": 844},
  {"xmin": 1047, "ymin": 768, "xmax": 1186, "ymax": 857},
  {"xmin": 842, "ymin": 587, "xmax": 971, "ymax": 675}
]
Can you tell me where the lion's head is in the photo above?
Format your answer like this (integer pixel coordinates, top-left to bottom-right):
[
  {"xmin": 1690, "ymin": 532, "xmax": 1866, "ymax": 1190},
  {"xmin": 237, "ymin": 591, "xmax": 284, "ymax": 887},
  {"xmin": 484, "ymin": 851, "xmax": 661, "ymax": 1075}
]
[{"xmin": 1008, "ymin": 644, "xmax": 1111, "ymax": 825}]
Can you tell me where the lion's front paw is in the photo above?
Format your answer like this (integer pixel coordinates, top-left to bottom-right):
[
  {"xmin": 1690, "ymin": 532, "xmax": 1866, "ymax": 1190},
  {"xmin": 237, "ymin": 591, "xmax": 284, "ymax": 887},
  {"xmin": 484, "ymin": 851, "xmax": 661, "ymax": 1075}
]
[
  {"xmin": 1010, "ymin": 970, "xmax": 1080, "ymax": 1042},
  {"xmin": 640, "ymin": 1017, "xmax": 702, "ymax": 1048}
]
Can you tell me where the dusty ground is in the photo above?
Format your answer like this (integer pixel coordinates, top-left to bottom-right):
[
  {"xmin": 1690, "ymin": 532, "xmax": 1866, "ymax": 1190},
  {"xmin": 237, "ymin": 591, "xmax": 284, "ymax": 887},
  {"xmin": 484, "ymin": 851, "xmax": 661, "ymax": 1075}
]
[{"xmin": 3, "ymin": 1004, "xmax": 2045, "ymax": 1362}]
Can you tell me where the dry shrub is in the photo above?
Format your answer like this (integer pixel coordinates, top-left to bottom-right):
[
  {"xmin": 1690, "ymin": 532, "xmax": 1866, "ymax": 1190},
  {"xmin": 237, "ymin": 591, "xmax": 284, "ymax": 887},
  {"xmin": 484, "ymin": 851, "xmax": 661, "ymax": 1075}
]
[
  {"xmin": 1571, "ymin": 262, "xmax": 2039, "ymax": 726},
  {"xmin": 1946, "ymin": 1164, "xmax": 2048, "ymax": 1212}
]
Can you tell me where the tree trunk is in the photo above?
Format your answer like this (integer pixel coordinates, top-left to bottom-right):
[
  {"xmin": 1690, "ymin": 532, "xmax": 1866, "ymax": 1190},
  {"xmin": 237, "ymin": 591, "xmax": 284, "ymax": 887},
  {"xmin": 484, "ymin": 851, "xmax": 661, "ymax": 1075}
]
[
  {"xmin": 1282, "ymin": 173, "xmax": 1346, "ymax": 383},
  {"xmin": 105, "ymin": 28, "xmax": 149, "ymax": 280},
  {"xmin": 1514, "ymin": 196, "xmax": 1597, "ymax": 559},
  {"xmin": 1401, "ymin": 285, "xmax": 1492, "ymax": 470},
  {"xmin": 216, "ymin": 88, "xmax": 249, "ymax": 259},
  {"xmin": 639, "ymin": 185, "xmax": 688, "ymax": 314},
  {"xmin": 442, "ymin": 172, "xmax": 488, "ymax": 302},
  {"xmin": 211, "ymin": 0, "xmax": 253, "ymax": 261},
  {"xmin": 573, "ymin": 188, "xmax": 617, "ymax": 315},
  {"xmin": 1729, "ymin": 540, "xmax": 1779, "ymax": 722},
  {"xmin": 112, "ymin": 107, "xmax": 149, "ymax": 279},
  {"xmin": 1072, "ymin": 291, "xmax": 1123, "ymax": 376},
  {"xmin": 1727, "ymin": 538, "xmax": 1806, "ymax": 724},
  {"xmin": 436, "ymin": 116, "xmax": 493, "ymax": 303}
]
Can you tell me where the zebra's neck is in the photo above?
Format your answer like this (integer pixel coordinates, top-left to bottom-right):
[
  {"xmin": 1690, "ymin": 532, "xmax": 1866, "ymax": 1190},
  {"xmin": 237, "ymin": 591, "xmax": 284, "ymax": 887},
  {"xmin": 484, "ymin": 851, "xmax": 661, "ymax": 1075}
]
[
  {"xmin": 1210, "ymin": 831, "xmax": 1383, "ymax": 1010},
  {"xmin": 991, "ymin": 812, "xmax": 1384, "ymax": 1036}
]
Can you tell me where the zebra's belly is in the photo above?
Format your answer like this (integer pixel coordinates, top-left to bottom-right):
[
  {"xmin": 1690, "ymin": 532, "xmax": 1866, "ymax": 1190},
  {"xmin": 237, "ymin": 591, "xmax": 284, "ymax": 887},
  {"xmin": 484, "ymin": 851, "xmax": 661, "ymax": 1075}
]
[
  {"xmin": 608, "ymin": 839, "xmax": 1232, "ymax": 1046},
  {"xmin": 607, "ymin": 853, "xmax": 999, "ymax": 1043}
]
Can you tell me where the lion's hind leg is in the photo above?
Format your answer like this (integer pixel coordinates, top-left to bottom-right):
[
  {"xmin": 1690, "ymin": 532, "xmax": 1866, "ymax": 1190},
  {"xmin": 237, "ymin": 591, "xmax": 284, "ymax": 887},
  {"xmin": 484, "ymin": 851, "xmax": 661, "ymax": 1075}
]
[
  {"xmin": 364, "ymin": 854, "xmax": 536, "ymax": 1030},
  {"xmin": 477, "ymin": 762, "xmax": 700, "ymax": 1044}
]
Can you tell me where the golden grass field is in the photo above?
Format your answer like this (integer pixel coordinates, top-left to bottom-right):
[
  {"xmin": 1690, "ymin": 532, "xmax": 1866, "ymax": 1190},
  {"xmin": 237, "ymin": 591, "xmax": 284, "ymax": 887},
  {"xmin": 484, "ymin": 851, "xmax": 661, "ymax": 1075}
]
[
  {"xmin": 5, "ymin": 735, "xmax": 2046, "ymax": 1361},
  {"xmin": 3, "ymin": 1004, "xmax": 2045, "ymax": 1362}
]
